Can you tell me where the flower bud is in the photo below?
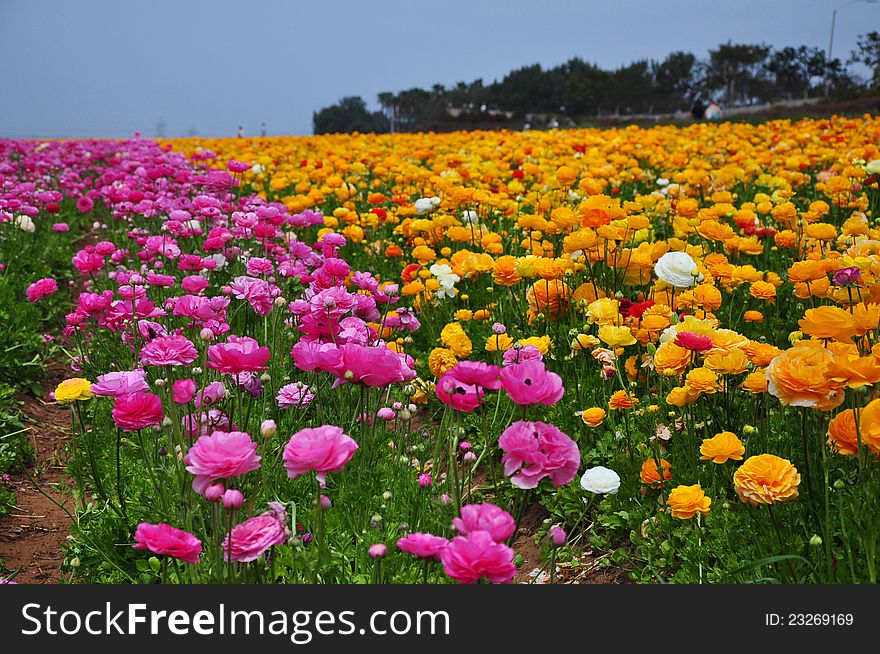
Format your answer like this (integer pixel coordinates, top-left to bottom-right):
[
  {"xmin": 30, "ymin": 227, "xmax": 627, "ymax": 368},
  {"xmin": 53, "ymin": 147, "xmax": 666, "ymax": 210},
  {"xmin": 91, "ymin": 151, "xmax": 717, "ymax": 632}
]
[
  {"xmin": 222, "ymin": 489, "xmax": 245, "ymax": 510},
  {"xmin": 369, "ymin": 543, "xmax": 387, "ymax": 559},
  {"xmin": 260, "ymin": 419, "xmax": 277, "ymax": 438}
]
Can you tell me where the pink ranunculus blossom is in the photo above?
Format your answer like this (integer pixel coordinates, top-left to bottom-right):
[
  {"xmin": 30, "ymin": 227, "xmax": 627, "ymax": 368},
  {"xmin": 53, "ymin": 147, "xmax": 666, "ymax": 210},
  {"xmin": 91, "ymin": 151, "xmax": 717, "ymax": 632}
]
[
  {"xmin": 502, "ymin": 344, "xmax": 543, "ymax": 366},
  {"xmin": 172, "ymin": 378, "xmax": 197, "ymax": 404},
  {"xmin": 498, "ymin": 420, "xmax": 580, "ymax": 490},
  {"xmin": 207, "ymin": 335, "xmax": 271, "ymax": 375},
  {"xmin": 396, "ymin": 533, "xmax": 449, "ymax": 560},
  {"xmin": 222, "ymin": 513, "xmax": 287, "ymax": 563},
  {"xmin": 675, "ymin": 331, "xmax": 713, "ymax": 352},
  {"xmin": 440, "ymin": 530, "xmax": 516, "ymax": 584},
  {"xmin": 331, "ymin": 343, "xmax": 415, "ymax": 387},
  {"xmin": 194, "ymin": 381, "xmax": 227, "ymax": 407},
  {"xmin": 139, "ymin": 334, "xmax": 199, "ymax": 366},
  {"xmin": 91, "ymin": 369, "xmax": 150, "ymax": 397},
  {"xmin": 26, "ymin": 278, "xmax": 59, "ymax": 303},
  {"xmin": 435, "ymin": 373, "xmax": 484, "ymax": 412},
  {"xmin": 282, "ymin": 425, "xmax": 358, "ymax": 486},
  {"xmin": 500, "ymin": 360, "xmax": 564, "ymax": 405},
  {"xmin": 276, "ymin": 381, "xmax": 315, "ymax": 409},
  {"xmin": 452, "ymin": 503, "xmax": 516, "ymax": 542},
  {"xmin": 132, "ymin": 522, "xmax": 202, "ymax": 564},
  {"xmin": 184, "ymin": 430, "xmax": 262, "ymax": 494},
  {"xmin": 290, "ymin": 339, "xmax": 343, "ymax": 373},
  {"xmin": 111, "ymin": 392, "xmax": 164, "ymax": 432}
]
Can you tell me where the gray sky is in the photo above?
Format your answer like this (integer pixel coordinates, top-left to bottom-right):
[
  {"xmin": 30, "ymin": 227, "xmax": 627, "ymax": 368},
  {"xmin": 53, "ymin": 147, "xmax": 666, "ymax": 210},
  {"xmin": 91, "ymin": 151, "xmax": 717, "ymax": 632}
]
[{"xmin": 0, "ymin": 0, "xmax": 876, "ymax": 138}]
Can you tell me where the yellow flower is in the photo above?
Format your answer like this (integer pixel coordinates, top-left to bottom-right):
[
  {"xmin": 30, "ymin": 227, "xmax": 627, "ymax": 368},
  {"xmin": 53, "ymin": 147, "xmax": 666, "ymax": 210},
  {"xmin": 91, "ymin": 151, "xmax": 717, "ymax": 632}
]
[
  {"xmin": 485, "ymin": 333, "xmax": 514, "ymax": 352},
  {"xmin": 733, "ymin": 454, "xmax": 800, "ymax": 506},
  {"xmin": 428, "ymin": 348, "xmax": 458, "ymax": 378},
  {"xmin": 667, "ymin": 484, "xmax": 711, "ymax": 519},
  {"xmin": 598, "ymin": 324, "xmax": 636, "ymax": 347},
  {"xmin": 440, "ymin": 322, "xmax": 472, "ymax": 358},
  {"xmin": 684, "ymin": 367, "xmax": 719, "ymax": 394},
  {"xmin": 54, "ymin": 378, "xmax": 93, "ymax": 403},
  {"xmin": 700, "ymin": 431, "xmax": 745, "ymax": 464},
  {"xmin": 453, "ymin": 309, "xmax": 473, "ymax": 321},
  {"xmin": 518, "ymin": 335, "xmax": 551, "ymax": 355}
]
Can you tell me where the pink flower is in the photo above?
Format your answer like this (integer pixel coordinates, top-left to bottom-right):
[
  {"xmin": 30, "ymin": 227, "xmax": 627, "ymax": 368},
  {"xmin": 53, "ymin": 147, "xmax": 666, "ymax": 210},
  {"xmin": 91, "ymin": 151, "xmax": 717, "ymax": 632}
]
[
  {"xmin": 675, "ymin": 331, "xmax": 713, "ymax": 352},
  {"xmin": 26, "ymin": 278, "xmax": 58, "ymax": 303},
  {"xmin": 436, "ymin": 374, "xmax": 484, "ymax": 412},
  {"xmin": 290, "ymin": 340, "xmax": 343, "ymax": 373},
  {"xmin": 397, "ymin": 533, "xmax": 449, "ymax": 560},
  {"xmin": 112, "ymin": 392, "xmax": 164, "ymax": 432},
  {"xmin": 276, "ymin": 381, "xmax": 315, "ymax": 408},
  {"xmin": 184, "ymin": 430, "xmax": 262, "ymax": 494},
  {"xmin": 227, "ymin": 160, "xmax": 252, "ymax": 174},
  {"xmin": 331, "ymin": 343, "xmax": 415, "ymax": 387},
  {"xmin": 76, "ymin": 196, "xmax": 95, "ymax": 213},
  {"xmin": 132, "ymin": 522, "xmax": 202, "ymax": 564},
  {"xmin": 91, "ymin": 369, "xmax": 149, "ymax": 397},
  {"xmin": 223, "ymin": 514, "xmax": 287, "ymax": 562},
  {"xmin": 52, "ymin": 223, "xmax": 69, "ymax": 232},
  {"xmin": 369, "ymin": 543, "xmax": 387, "ymax": 559},
  {"xmin": 500, "ymin": 360, "xmax": 564, "ymax": 405},
  {"xmin": 452, "ymin": 503, "xmax": 516, "ymax": 542},
  {"xmin": 172, "ymin": 378, "xmax": 197, "ymax": 404},
  {"xmin": 418, "ymin": 473, "xmax": 433, "ymax": 488},
  {"xmin": 549, "ymin": 524, "xmax": 566, "ymax": 546},
  {"xmin": 447, "ymin": 361, "xmax": 502, "ymax": 389},
  {"xmin": 440, "ymin": 531, "xmax": 516, "ymax": 584},
  {"xmin": 222, "ymin": 489, "xmax": 245, "ymax": 509},
  {"xmin": 282, "ymin": 425, "xmax": 358, "ymax": 485},
  {"xmin": 139, "ymin": 334, "xmax": 199, "ymax": 367},
  {"xmin": 498, "ymin": 420, "xmax": 580, "ymax": 489},
  {"xmin": 502, "ymin": 344, "xmax": 542, "ymax": 366},
  {"xmin": 207, "ymin": 335, "xmax": 270, "ymax": 375}
]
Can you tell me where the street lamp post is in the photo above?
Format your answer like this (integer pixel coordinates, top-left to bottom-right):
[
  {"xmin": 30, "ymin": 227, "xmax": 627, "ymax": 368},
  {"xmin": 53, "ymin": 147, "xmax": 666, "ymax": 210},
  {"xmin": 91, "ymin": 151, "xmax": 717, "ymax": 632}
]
[{"xmin": 827, "ymin": 0, "xmax": 879, "ymax": 95}]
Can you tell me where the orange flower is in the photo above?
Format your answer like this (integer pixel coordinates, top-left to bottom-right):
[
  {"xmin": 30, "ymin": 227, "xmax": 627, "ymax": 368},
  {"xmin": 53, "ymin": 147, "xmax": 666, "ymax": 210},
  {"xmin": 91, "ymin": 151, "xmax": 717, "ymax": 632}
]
[
  {"xmin": 744, "ymin": 310, "xmax": 764, "ymax": 322},
  {"xmin": 667, "ymin": 484, "xmax": 711, "ymax": 519},
  {"xmin": 653, "ymin": 341, "xmax": 691, "ymax": 376},
  {"xmin": 492, "ymin": 255, "xmax": 521, "ymax": 287},
  {"xmin": 827, "ymin": 409, "xmax": 859, "ymax": 456},
  {"xmin": 851, "ymin": 398, "xmax": 880, "ymax": 453},
  {"xmin": 580, "ymin": 407, "xmax": 607, "ymax": 427},
  {"xmin": 640, "ymin": 457, "xmax": 672, "ymax": 486},
  {"xmin": 733, "ymin": 454, "xmax": 800, "ymax": 506},
  {"xmin": 609, "ymin": 390, "xmax": 639, "ymax": 410},
  {"xmin": 685, "ymin": 367, "xmax": 719, "ymax": 394},
  {"xmin": 526, "ymin": 279, "xmax": 570, "ymax": 321},
  {"xmin": 798, "ymin": 306, "xmax": 858, "ymax": 342},
  {"xmin": 742, "ymin": 369, "xmax": 769, "ymax": 394},
  {"xmin": 666, "ymin": 385, "xmax": 700, "ymax": 406},
  {"xmin": 700, "ymin": 431, "xmax": 745, "ymax": 463},
  {"xmin": 384, "ymin": 244, "xmax": 403, "ymax": 258},
  {"xmin": 749, "ymin": 280, "xmax": 777, "ymax": 301},
  {"xmin": 766, "ymin": 341, "xmax": 845, "ymax": 410}
]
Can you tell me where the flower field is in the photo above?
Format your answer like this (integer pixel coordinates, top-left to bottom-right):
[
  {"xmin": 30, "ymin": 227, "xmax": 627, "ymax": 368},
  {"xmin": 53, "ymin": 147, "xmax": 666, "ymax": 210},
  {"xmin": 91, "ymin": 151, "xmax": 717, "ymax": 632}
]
[{"xmin": 3, "ymin": 115, "xmax": 880, "ymax": 584}]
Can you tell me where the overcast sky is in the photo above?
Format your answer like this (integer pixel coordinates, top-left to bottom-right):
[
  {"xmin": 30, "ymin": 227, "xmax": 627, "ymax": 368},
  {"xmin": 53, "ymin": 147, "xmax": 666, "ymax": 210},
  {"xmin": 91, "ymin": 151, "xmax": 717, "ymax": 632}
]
[{"xmin": 0, "ymin": 0, "xmax": 876, "ymax": 138}]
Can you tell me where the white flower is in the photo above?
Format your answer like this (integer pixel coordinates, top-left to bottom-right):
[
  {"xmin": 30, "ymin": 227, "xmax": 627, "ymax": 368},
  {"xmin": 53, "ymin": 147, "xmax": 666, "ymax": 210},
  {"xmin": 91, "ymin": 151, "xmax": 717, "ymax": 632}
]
[
  {"xmin": 580, "ymin": 466, "xmax": 621, "ymax": 494},
  {"xmin": 866, "ymin": 160, "xmax": 880, "ymax": 175},
  {"xmin": 461, "ymin": 210, "xmax": 479, "ymax": 224},
  {"xmin": 251, "ymin": 163, "xmax": 266, "ymax": 175},
  {"xmin": 654, "ymin": 251, "xmax": 703, "ymax": 288},
  {"xmin": 429, "ymin": 263, "xmax": 460, "ymax": 299},
  {"xmin": 207, "ymin": 253, "xmax": 227, "ymax": 270},
  {"xmin": 656, "ymin": 177, "xmax": 669, "ymax": 186},
  {"xmin": 415, "ymin": 196, "xmax": 441, "ymax": 215},
  {"xmin": 13, "ymin": 215, "xmax": 35, "ymax": 233}
]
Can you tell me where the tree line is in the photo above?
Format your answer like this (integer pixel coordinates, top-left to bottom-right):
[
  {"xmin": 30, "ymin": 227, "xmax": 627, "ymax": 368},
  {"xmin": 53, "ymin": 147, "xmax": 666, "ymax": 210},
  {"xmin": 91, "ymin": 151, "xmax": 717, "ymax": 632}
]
[{"xmin": 313, "ymin": 33, "xmax": 880, "ymax": 134}]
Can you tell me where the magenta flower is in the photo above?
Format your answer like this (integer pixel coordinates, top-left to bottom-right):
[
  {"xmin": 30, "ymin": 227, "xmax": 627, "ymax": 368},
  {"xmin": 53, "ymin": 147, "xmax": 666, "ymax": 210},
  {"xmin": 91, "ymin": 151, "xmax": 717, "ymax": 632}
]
[
  {"xmin": 91, "ymin": 369, "xmax": 149, "ymax": 397},
  {"xmin": 500, "ymin": 360, "xmax": 564, "ymax": 405},
  {"xmin": 502, "ymin": 344, "xmax": 543, "ymax": 366},
  {"xmin": 397, "ymin": 533, "xmax": 449, "ymax": 560},
  {"xmin": 276, "ymin": 381, "xmax": 315, "ymax": 409},
  {"xmin": 498, "ymin": 420, "xmax": 580, "ymax": 489},
  {"xmin": 674, "ymin": 331, "xmax": 713, "ymax": 352},
  {"xmin": 139, "ymin": 334, "xmax": 199, "ymax": 367},
  {"xmin": 133, "ymin": 522, "xmax": 202, "ymax": 564},
  {"xmin": 447, "ymin": 361, "xmax": 503, "ymax": 389},
  {"xmin": 184, "ymin": 430, "xmax": 262, "ymax": 494},
  {"xmin": 440, "ymin": 531, "xmax": 516, "ymax": 584},
  {"xmin": 833, "ymin": 266, "xmax": 862, "ymax": 287},
  {"xmin": 112, "ymin": 392, "xmax": 164, "ymax": 432},
  {"xmin": 207, "ymin": 335, "xmax": 270, "ymax": 375},
  {"xmin": 331, "ymin": 343, "xmax": 416, "ymax": 387},
  {"xmin": 435, "ymin": 373, "xmax": 484, "ymax": 412},
  {"xmin": 223, "ymin": 514, "xmax": 287, "ymax": 563},
  {"xmin": 452, "ymin": 503, "xmax": 516, "ymax": 542},
  {"xmin": 26, "ymin": 278, "xmax": 59, "ymax": 303},
  {"xmin": 282, "ymin": 425, "xmax": 358, "ymax": 485},
  {"xmin": 172, "ymin": 378, "xmax": 197, "ymax": 404}
]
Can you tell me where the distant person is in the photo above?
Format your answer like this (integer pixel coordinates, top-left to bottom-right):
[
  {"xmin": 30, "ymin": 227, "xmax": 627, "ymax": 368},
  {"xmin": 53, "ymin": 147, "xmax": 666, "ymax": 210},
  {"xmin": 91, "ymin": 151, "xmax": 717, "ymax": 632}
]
[
  {"xmin": 691, "ymin": 100, "xmax": 707, "ymax": 121},
  {"xmin": 237, "ymin": 125, "xmax": 245, "ymax": 137},
  {"xmin": 260, "ymin": 122, "xmax": 267, "ymax": 137},
  {"xmin": 704, "ymin": 102, "xmax": 722, "ymax": 121}
]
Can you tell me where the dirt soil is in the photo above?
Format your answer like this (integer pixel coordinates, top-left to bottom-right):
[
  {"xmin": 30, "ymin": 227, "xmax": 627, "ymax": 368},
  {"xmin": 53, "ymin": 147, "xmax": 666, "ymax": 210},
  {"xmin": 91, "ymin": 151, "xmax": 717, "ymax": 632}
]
[{"xmin": 0, "ymin": 363, "xmax": 74, "ymax": 583}]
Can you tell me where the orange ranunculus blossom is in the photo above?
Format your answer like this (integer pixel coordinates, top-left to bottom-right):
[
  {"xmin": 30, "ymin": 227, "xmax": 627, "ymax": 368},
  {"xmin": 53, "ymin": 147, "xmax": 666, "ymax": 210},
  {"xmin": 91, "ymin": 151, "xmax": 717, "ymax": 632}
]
[
  {"xmin": 526, "ymin": 279, "xmax": 570, "ymax": 321},
  {"xmin": 609, "ymin": 390, "xmax": 639, "ymax": 410},
  {"xmin": 798, "ymin": 306, "xmax": 858, "ymax": 342},
  {"xmin": 765, "ymin": 341, "xmax": 845, "ymax": 411},
  {"xmin": 827, "ymin": 409, "xmax": 860, "ymax": 456},
  {"xmin": 580, "ymin": 407, "xmax": 607, "ymax": 427},
  {"xmin": 640, "ymin": 457, "xmax": 672, "ymax": 486},
  {"xmin": 733, "ymin": 454, "xmax": 800, "ymax": 506},
  {"xmin": 700, "ymin": 431, "xmax": 745, "ymax": 464},
  {"xmin": 667, "ymin": 484, "xmax": 711, "ymax": 519},
  {"xmin": 850, "ymin": 398, "xmax": 880, "ymax": 454}
]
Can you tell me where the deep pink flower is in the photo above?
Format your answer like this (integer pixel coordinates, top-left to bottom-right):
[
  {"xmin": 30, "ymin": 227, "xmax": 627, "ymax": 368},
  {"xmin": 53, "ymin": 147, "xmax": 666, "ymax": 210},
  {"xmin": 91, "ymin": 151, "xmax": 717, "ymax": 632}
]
[
  {"xmin": 91, "ymin": 369, "xmax": 149, "ymax": 397},
  {"xmin": 502, "ymin": 344, "xmax": 543, "ymax": 366},
  {"xmin": 133, "ymin": 522, "xmax": 202, "ymax": 564},
  {"xmin": 397, "ymin": 533, "xmax": 449, "ymax": 560},
  {"xmin": 436, "ymin": 373, "xmax": 484, "ymax": 412},
  {"xmin": 139, "ymin": 334, "xmax": 199, "ymax": 366},
  {"xmin": 207, "ymin": 335, "xmax": 270, "ymax": 375},
  {"xmin": 227, "ymin": 160, "xmax": 252, "ymax": 174},
  {"xmin": 223, "ymin": 514, "xmax": 287, "ymax": 562},
  {"xmin": 277, "ymin": 382, "xmax": 315, "ymax": 408},
  {"xmin": 172, "ymin": 378, "xmax": 197, "ymax": 404},
  {"xmin": 452, "ymin": 503, "xmax": 516, "ymax": 542},
  {"xmin": 26, "ymin": 278, "xmax": 58, "ymax": 303},
  {"xmin": 76, "ymin": 196, "xmax": 95, "ymax": 213},
  {"xmin": 500, "ymin": 360, "xmax": 564, "ymax": 405},
  {"xmin": 112, "ymin": 392, "xmax": 164, "ymax": 432},
  {"xmin": 331, "ymin": 343, "xmax": 415, "ymax": 387},
  {"xmin": 498, "ymin": 420, "xmax": 580, "ymax": 489},
  {"xmin": 674, "ymin": 331, "xmax": 713, "ymax": 352},
  {"xmin": 290, "ymin": 340, "xmax": 343, "ymax": 373},
  {"xmin": 184, "ymin": 430, "xmax": 262, "ymax": 494},
  {"xmin": 282, "ymin": 425, "xmax": 358, "ymax": 485},
  {"xmin": 440, "ymin": 531, "xmax": 516, "ymax": 584},
  {"xmin": 447, "ymin": 361, "xmax": 502, "ymax": 389}
]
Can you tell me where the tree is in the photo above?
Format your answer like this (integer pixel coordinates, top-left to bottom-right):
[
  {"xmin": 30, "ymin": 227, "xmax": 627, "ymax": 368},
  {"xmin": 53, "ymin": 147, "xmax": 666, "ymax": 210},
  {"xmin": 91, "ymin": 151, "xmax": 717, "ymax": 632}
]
[
  {"xmin": 653, "ymin": 51, "xmax": 699, "ymax": 113},
  {"xmin": 766, "ymin": 46, "xmax": 828, "ymax": 100},
  {"xmin": 706, "ymin": 42, "xmax": 772, "ymax": 105},
  {"xmin": 850, "ymin": 31, "xmax": 880, "ymax": 88},
  {"xmin": 312, "ymin": 97, "xmax": 389, "ymax": 135}
]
